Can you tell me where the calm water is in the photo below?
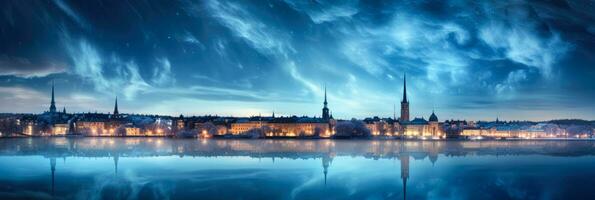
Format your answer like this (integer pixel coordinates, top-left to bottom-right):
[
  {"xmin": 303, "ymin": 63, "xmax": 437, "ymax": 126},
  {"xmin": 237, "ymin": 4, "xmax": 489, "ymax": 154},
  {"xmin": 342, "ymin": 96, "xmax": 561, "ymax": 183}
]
[{"xmin": 1, "ymin": 138, "xmax": 595, "ymax": 200}]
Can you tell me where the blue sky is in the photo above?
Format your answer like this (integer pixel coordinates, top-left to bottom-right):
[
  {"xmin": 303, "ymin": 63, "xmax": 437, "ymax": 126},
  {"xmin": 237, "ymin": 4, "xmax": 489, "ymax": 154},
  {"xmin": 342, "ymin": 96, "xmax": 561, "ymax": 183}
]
[{"xmin": 0, "ymin": 0, "xmax": 594, "ymax": 120}]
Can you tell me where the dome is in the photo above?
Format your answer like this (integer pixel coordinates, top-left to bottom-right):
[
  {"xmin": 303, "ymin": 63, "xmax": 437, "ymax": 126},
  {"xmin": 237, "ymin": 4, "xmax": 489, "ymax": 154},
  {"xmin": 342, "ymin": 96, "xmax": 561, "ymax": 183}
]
[{"xmin": 429, "ymin": 111, "xmax": 438, "ymax": 122}]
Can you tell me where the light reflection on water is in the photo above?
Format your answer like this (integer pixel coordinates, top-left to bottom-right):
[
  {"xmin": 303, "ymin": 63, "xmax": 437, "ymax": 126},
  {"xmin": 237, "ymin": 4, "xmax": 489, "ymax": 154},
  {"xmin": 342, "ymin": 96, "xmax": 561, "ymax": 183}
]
[{"xmin": 1, "ymin": 138, "xmax": 595, "ymax": 200}]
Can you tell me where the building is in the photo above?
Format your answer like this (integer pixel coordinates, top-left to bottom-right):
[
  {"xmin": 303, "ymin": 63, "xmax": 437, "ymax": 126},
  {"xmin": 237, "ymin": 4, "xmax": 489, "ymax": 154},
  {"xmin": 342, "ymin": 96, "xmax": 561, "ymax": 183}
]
[
  {"xmin": 230, "ymin": 118, "xmax": 264, "ymax": 135},
  {"xmin": 396, "ymin": 73, "xmax": 444, "ymax": 138},
  {"xmin": 364, "ymin": 117, "xmax": 400, "ymax": 136},
  {"xmin": 52, "ymin": 123, "xmax": 69, "ymax": 136},
  {"xmin": 75, "ymin": 114, "xmax": 107, "ymax": 136},
  {"xmin": 267, "ymin": 117, "xmax": 330, "ymax": 137}
]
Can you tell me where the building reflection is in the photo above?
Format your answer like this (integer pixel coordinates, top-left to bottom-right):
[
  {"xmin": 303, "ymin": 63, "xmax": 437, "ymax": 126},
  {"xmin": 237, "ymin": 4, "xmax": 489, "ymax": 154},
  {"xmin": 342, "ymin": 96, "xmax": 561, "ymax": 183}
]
[
  {"xmin": 114, "ymin": 155, "xmax": 119, "ymax": 175},
  {"xmin": 322, "ymin": 151, "xmax": 334, "ymax": 186},
  {"xmin": 3, "ymin": 138, "xmax": 593, "ymax": 160},
  {"xmin": 399, "ymin": 141, "xmax": 410, "ymax": 200},
  {"xmin": 50, "ymin": 157, "xmax": 56, "ymax": 195},
  {"xmin": 15, "ymin": 138, "xmax": 594, "ymax": 200}
]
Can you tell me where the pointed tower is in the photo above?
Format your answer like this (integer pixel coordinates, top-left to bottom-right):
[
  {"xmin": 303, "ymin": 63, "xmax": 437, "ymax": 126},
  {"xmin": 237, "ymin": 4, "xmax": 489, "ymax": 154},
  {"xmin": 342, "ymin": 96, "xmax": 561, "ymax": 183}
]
[
  {"xmin": 113, "ymin": 97, "xmax": 119, "ymax": 116},
  {"xmin": 400, "ymin": 74, "xmax": 410, "ymax": 122},
  {"xmin": 322, "ymin": 85, "xmax": 330, "ymax": 121},
  {"xmin": 49, "ymin": 81, "xmax": 57, "ymax": 113}
]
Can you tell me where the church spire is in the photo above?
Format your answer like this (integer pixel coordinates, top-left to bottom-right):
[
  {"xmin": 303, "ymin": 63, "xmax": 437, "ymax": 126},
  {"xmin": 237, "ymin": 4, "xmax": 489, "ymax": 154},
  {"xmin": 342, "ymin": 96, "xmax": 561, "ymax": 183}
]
[
  {"xmin": 402, "ymin": 74, "xmax": 408, "ymax": 103},
  {"xmin": 49, "ymin": 81, "xmax": 57, "ymax": 113},
  {"xmin": 324, "ymin": 84, "xmax": 328, "ymax": 106},
  {"xmin": 400, "ymin": 73, "xmax": 410, "ymax": 122},
  {"xmin": 322, "ymin": 84, "xmax": 330, "ymax": 120},
  {"xmin": 113, "ymin": 96, "xmax": 119, "ymax": 116}
]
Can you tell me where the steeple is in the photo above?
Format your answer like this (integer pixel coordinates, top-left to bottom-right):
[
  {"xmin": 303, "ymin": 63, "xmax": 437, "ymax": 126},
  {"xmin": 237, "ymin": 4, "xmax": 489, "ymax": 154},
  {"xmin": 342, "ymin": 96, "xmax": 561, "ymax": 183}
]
[
  {"xmin": 49, "ymin": 81, "xmax": 56, "ymax": 113},
  {"xmin": 324, "ymin": 85, "xmax": 328, "ymax": 106},
  {"xmin": 63, "ymin": 107, "xmax": 66, "ymax": 114},
  {"xmin": 400, "ymin": 73, "xmax": 410, "ymax": 122},
  {"xmin": 322, "ymin": 84, "xmax": 330, "ymax": 120},
  {"xmin": 402, "ymin": 74, "xmax": 408, "ymax": 103},
  {"xmin": 113, "ymin": 97, "xmax": 119, "ymax": 116}
]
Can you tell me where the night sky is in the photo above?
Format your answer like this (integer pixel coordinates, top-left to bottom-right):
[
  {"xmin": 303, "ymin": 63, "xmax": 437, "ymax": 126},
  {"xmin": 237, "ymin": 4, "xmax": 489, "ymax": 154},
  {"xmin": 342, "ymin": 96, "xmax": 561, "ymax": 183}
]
[{"xmin": 0, "ymin": 0, "xmax": 594, "ymax": 120}]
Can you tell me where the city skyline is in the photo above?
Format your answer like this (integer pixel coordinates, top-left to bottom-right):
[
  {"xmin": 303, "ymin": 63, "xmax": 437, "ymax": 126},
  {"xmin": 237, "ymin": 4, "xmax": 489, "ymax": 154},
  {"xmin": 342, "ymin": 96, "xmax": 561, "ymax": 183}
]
[{"xmin": 1, "ymin": 1, "xmax": 594, "ymax": 120}]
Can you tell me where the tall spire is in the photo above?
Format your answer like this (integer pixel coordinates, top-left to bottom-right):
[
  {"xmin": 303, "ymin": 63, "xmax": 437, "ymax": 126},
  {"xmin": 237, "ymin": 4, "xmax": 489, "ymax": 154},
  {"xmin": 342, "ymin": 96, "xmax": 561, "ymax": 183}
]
[
  {"xmin": 322, "ymin": 84, "xmax": 330, "ymax": 120},
  {"xmin": 113, "ymin": 96, "xmax": 119, "ymax": 116},
  {"xmin": 402, "ymin": 74, "xmax": 408, "ymax": 103},
  {"xmin": 324, "ymin": 84, "xmax": 328, "ymax": 106},
  {"xmin": 400, "ymin": 73, "xmax": 410, "ymax": 122},
  {"xmin": 49, "ymin": 81, "xmax": 57, "ymax": 113}
]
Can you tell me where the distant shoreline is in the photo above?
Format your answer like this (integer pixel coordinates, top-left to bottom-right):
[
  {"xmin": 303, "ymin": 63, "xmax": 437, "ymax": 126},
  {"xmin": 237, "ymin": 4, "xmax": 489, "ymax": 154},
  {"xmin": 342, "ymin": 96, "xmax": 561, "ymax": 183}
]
[{"xmin": 1, "ymin": 136, "xmax": 595, "ymax": 141}]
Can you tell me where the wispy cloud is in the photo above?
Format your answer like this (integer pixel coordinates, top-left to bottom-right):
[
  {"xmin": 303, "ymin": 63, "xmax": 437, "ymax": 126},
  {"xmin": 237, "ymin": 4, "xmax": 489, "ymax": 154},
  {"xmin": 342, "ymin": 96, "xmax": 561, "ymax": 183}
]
[
  {"xmin": 63, "ymin": 35, "xmax": 151, "ymax": 100},
  {"xmin": 479, "ymin": 23, "xmax": 570, "ymax": 78},
  {"xmin": 151, "ymin": 57, "xmax": 175, "ymax": 86},
  {"xmin": 52, "ymin": 0, "xmax": 90, "ymax": 29},
  {"xmin": 283, "ymin": 0, "xmax": 359, "ymax": 24},
  {"xmin": 0, "ymin": 55, "xmax": 66, "ymax": 78}
]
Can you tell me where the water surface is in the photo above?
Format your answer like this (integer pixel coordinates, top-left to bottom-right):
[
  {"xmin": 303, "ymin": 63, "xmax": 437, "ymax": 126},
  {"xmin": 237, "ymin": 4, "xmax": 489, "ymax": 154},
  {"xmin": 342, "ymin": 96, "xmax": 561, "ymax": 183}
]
[{"xmin": 1, "ymin": 138, "xmax": 594, "ymax": 200}]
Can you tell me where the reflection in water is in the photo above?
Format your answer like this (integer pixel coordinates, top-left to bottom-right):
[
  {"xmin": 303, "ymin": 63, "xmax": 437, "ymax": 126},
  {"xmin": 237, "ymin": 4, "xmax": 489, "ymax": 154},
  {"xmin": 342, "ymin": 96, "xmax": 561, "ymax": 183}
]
[
  {"xmin": 50, "ymin": 157, "xmax": 55, "ymax": 195},
  {"xmin": 2, "ymin": 138, "xmax": 595, "ymax": 199},
  {"xmin": 400, "ymin": 142, "xmax": 409, "ymax": 200}
]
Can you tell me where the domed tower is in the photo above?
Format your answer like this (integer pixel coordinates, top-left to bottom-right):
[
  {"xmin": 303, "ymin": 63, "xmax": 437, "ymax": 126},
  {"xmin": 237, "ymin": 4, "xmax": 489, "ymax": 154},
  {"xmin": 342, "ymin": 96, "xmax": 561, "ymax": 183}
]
[
  {"xmin": 428, "ymin": 110, "xmax": 440, "ymax": 137},
  {"xmin": 429, "ymin": 111, "xmax": 438, "ymax": 122}
]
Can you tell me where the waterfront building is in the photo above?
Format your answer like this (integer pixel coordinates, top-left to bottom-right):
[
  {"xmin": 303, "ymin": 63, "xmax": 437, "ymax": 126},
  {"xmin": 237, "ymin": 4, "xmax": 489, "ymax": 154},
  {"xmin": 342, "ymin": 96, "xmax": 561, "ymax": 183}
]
[
  {"xmin": 397, "ymin": 74, "xmax": 445, "ymax": 138},
  {"xmin": 364, "ymin": 117, "xmax": 400, "ymax": 136},
  {"xmin": 230, "ymin": 116, "xmax": 330, "ymax": 137},
  {"xmin": 230, "ymin": 118, "xmax": 264, "ymax": 135},
  {"xmin": 404, "ymin": 117, "xmax": 429, "ymax": 137},
  {"xmin": 229, "ymin": 88, "xmax": 334, "ymax": 137},
  {"xmin": 267, "ymin": 117, "xmax": 330, "ymax": 137},
  {"xmin": 52, "ymin": 123, "xmax": 69, "ymax": 136},
  {"xmin": 124, "ymin": 125, "xmax": 141, "ymax": 136},
  {"xmin": 461, "ymin": 122, "xmax": 556, "ymax": 139},
  {"xmin": 428, "ymin": 111, "xmax": 441, "ymax": 137},
  {"xmin": 75, "ymin": 114, "xmax": 108, "ymax": 136}
]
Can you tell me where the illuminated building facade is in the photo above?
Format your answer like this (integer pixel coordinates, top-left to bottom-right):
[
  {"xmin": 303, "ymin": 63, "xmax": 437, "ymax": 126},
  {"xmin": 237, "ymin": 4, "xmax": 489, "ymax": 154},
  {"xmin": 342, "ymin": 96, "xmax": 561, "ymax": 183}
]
[{"xmin": 52, "ymin": 123, "xmax": 69, "ymax": 136}]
